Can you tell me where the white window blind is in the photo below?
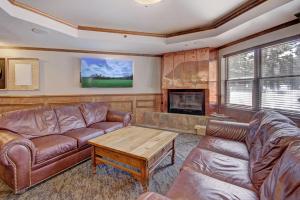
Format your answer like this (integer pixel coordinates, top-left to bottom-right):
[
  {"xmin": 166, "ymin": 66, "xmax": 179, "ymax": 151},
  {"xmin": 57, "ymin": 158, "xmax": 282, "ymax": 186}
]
[
  {"xmin": 260, "ymin": 39, "xmax": 300, "ymax": 114},
  {"xmin": 226, "ymin": 51, "xmax": 255, "ymax": 107}
]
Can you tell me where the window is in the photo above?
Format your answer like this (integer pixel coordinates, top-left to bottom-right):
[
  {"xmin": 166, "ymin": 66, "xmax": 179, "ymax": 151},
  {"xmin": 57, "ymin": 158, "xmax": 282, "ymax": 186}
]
[
  {"xmin": 260, "ymin": 40, "xmax": 300, "ymax": 114},
  {"xmin": 225, "ymin": 36, "xmax": 300, "ymax": 115},
  {"xmin": 226, "ymin": 51, "xmax": 255, "ymax": 107}
]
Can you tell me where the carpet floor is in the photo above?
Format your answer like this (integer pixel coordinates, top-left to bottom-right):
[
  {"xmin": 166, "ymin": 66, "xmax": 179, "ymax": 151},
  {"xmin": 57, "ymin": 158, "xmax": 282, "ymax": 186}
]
[{"xmin": 0, "ymin": 133, "xmax": 200, "ymax": 200}]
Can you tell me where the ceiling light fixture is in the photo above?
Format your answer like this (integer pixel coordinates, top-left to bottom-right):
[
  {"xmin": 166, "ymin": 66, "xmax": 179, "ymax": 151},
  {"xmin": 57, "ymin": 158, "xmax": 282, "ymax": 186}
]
[{"xmin": 134, "ymin": 0, "xmax": 162, "ymax": 5}]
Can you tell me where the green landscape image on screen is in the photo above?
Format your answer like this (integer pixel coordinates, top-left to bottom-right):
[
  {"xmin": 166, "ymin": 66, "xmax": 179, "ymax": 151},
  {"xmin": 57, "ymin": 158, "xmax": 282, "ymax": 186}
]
[{"xmin": 80, "ymin": 57, "xmax": 133, "ymax": 88}]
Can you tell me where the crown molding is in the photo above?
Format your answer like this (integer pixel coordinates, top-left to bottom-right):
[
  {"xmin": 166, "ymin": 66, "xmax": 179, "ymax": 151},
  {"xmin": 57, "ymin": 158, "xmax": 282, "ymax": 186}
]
[
  {"xmin": 217, "ymin": 19, "xmax": 300, "ymax": 50},
  {"xmin": 77, "ymin": 26, "xmax": 167, "ymax": 38},
  {"xmin": 0, "ymin": 46, "xmax": 162, "ymax": 57},
  {"xmin": 166, "ymin": 0, "xmax": 268, "ymax": 37},
  {"xmin": 8, "ymin": 0, "xmax": 268, "ymax": 38}
]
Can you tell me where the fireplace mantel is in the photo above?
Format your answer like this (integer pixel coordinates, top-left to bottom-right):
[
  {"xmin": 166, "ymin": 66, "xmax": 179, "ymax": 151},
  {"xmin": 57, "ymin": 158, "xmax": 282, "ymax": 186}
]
[{"xmin": 161, "ymin": 48, "xmax": 218, "ymax": 115}]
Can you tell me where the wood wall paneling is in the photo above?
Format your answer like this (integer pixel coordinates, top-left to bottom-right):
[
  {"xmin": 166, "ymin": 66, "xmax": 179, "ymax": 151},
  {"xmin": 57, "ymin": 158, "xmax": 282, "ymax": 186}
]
[
  {"xmin": 173, "ymin": 52, "xmax": 185, "ymax": 88},
  {"xmin": 0, "ymin": 94, "xmax": 162, "ymax": 124},
  {"xmin": 162, "ymin": 54, "xmax": 174, "ymax": 89}
]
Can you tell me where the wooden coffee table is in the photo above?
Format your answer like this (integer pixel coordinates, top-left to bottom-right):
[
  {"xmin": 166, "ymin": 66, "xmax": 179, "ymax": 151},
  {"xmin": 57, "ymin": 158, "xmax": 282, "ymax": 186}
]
[{"xmin": 88, "ymin": 126, "xmax": 178, "ymax": 192}]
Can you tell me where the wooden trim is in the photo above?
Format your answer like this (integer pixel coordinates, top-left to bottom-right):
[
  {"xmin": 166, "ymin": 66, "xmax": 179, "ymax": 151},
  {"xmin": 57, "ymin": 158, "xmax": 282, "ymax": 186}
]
[
  {"xmin": 222, "ymin": 34, "xmax": 300, "ymax": 57},
  {"xmin": 78, "ymin": 26, "xmax": 166, "ymax": 38},
  {"xmin": 0, "ymin": 46, "xmax": 162, "ymax": 57},
  {"xmin": 8, "ymin": 0, "xmax": 77, "ymax": 29},
  {"xmin": 9, "ymin": 0, "xmax": 268, "ymax": 38},
  {"xmin": 0, "ymin": 93, "xmax": 162, "ymax": 98},
  {"xmin": 166, "ymin": 0, "xmax": 268, "ymax": 37},
  {"xmin": 218, "ymin": 19, "xmax": 300, "ymax": 50}
]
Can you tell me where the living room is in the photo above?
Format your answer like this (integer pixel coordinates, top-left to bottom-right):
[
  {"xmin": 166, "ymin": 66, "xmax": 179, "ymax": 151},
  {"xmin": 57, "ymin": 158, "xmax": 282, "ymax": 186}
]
[{"xmin": 0, "ymin": 0, "xmax": 299, "ymax": 199}]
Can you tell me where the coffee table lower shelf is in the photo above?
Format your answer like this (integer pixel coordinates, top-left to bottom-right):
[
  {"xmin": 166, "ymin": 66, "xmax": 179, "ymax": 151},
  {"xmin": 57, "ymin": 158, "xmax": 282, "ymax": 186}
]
[{"xmin": 91, "ymin": 139, "xmax": 175, "ymax": 192}]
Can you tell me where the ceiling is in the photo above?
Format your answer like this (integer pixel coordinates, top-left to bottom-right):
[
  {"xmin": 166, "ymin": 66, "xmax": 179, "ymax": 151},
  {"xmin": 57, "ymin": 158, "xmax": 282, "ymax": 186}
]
[
  {"xmin": 18, "ymin": 0, "xmax": 248, "ymax": 34},
  {"xmin": 0, "ymin": 0, "xmax": 299, "ymax": 55}
]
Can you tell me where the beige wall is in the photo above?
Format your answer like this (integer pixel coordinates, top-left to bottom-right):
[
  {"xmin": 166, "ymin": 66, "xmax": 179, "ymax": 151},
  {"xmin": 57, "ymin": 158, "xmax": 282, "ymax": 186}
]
[{"xmin": 0, "ymin": 49, "xmax": 161, "ymax": 96}]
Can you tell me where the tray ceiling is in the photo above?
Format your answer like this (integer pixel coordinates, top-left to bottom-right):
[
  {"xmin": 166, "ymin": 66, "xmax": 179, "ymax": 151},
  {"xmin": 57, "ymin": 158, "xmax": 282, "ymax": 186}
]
[{"xmin": 17, "ymin": 0, "xmax": 249, "ymax": 34}]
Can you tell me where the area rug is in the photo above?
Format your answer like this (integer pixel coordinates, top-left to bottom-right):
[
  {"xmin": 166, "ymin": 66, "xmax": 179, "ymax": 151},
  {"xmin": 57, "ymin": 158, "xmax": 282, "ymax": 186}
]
[{"xmin": 0, "ymin": 133, "xmax": 200, "ymax": 200}]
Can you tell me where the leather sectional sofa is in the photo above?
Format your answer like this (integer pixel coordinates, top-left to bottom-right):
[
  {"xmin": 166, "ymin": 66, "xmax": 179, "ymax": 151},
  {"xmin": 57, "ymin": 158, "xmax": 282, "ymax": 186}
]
[
  {"xmin": 0, "ymin": 102, "xmax": 131, "ymax": 194},
  {"xmin": 138, "ymin": 111, "xmax": 300, "ymax": 200}
]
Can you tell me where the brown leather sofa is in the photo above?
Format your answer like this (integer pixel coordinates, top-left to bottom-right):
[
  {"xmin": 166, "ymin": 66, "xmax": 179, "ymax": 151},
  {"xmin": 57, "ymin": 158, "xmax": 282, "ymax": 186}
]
[
  {"xmin": 0, "ymin": 102, "xmax": 131, "ymax": 194},
  {"xmin": 138, "ymin": 111, "xmax": 300, "ymax": 200}
]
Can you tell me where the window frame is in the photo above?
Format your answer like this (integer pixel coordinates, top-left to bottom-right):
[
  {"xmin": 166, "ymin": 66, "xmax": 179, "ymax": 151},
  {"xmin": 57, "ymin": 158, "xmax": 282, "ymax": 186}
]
[{"xmin": 224, "ymin": 35, "xmax": 300, "ymax": 116}]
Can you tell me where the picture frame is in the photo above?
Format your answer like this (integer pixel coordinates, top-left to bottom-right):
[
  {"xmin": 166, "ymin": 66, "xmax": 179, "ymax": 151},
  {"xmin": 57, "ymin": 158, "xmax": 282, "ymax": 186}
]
[
  {"xmin": 0, "ymin": 58, "xmax": 5, "ymax": 89},
  {"xmin": 7, "ymin": 58, "xmax": 39, "ymax": 90},
  {"xmin": 80, "ymin": 57, "xmax": 134, "ymax": 88}
]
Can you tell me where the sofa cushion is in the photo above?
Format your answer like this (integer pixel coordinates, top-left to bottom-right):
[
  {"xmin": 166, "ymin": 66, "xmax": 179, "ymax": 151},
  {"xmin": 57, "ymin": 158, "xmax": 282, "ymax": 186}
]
[
  {"xmin": 80, "ymin": 102, "xmax": 108, "ymax": 126},
  {"xmin": 249, "ymin": 120, "xmax": 300, "ymax": 190},
  {"xmin": 64, "ymin": 128, "xmax": 104, "ymax": 147},
  {"xmin": 260, "ymin": 141, "xmax": 300, "ymax": 200},
  {"xmin": 31, "ymin": 135, "xmax": 77, "ymax": 164},
  {"xmin": 246, "ymin": 111, "xmax": 296, "ymax": 150},
  {"xmin": 246, "ymin": 110, "xmax": 267, "ymax": 150},
  {"xmin": 197, "ymin": 136, "xmax": 249, "ymax": 160},
  {"xmin": 167, "ymin": 168, "xmax": 258, "ymax": 200},
  {"xmin": 182, "ymin": 148, "xmax": 255, "ymax": 191},
  {"xmin": 0, "ymin": 107, "xmax": 60, "ymax": 139},
  {"xmin": 89, "ymin": 122, "xmax": 123, "ymax": 133},
  {"xmin": 55, "ymin": 105, "xmax": 86, "ymax": 133}
]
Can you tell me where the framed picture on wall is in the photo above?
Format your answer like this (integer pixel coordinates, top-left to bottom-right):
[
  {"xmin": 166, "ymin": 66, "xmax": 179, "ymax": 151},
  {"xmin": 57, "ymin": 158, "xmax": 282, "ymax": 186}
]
[
  {"xmin": 0, "ymin": 58, "xmax": 5, "ymax": 89},
  {"xmin": 7, "ymin": 58, "xmax": 39, "ymax": 90},
  {"xmin": 80, "ymin": 57, "xmax": 133, "ymax": 88}
]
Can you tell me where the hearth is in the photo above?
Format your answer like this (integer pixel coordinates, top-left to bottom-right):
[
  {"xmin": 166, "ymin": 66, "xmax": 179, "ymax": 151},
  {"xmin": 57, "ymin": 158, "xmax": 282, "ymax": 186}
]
[{"xmin": 168, "ymin": 89, "xmax": 205, "ymax": 115}]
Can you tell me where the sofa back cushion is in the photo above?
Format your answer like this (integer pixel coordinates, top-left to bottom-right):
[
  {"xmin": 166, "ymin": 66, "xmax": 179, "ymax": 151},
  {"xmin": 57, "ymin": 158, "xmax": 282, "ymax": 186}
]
[
  {"xmin": 246, "ymin": 110, "xmax": 267, "ymax": 150},
  {"xmin": 0, "ymin": 107, "xmax": 60, "ymax": 139},
  {"xmin": 260, "ymin": 140, "xmax": 300, "ymax": 200},
  {"xmin": 249, "ymin": 119, "xmax": 300, "ymax": 190},
  {"xmin": 80, "ymin": 102, "xmax": 108, "ymax": 126},
  {"xmin": 246, "ymin": 110, "xmax": 296, "ymax": 150},
  {"xmin": 55, "ymin": 105, "xmax": 86, "ymax": 133}
]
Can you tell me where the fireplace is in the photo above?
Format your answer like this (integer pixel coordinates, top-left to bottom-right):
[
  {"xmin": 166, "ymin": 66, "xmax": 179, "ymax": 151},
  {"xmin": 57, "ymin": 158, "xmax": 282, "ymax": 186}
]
[{"xmin": 168, "ymin": 89, "xmax": 205, "ymax": 115}]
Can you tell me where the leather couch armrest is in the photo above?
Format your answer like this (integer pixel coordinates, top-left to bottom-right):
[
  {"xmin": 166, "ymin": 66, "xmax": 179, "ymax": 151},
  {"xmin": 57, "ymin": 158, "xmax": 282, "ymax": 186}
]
[
  {"xmin": 0, "ymin": 130, "xmax": 35, "ymax": 193},
  {"xmin": 106, "ymin": 110, "xmax": 132, "ymax": 126},
  {"xmin": 137, "ymin": 192, "xmax": 171, "ymax": 200},
  {"xmin": 206, "ymin": 120, "xmax": 250, "ymax": 142},
  {"xmin": 0, "ymin": 130, "xmax": 36, "ymax": 166}
]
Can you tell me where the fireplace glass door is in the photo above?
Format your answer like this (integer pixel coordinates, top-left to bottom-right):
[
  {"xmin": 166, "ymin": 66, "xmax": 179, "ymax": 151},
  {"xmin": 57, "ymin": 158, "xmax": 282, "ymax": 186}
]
[{"xmin": 168, "ymin": 89, "xmax": 205, "ymax": 115}]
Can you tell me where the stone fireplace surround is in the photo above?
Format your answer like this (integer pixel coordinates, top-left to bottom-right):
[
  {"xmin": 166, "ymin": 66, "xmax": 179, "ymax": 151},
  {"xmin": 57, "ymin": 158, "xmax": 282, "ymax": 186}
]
[{"xmin": 161, "ymin": 47, "xmax": 218, "ymax": 116}]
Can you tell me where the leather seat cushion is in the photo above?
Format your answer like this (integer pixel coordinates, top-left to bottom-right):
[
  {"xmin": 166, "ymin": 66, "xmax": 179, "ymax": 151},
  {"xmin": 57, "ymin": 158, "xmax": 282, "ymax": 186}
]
[
  {"xmin": 89, "ymin": 122, "xmax": 123, "ymax": 133},
  {"xmin": 64, "ymin": 128, "xmax": 104, "ymax": 147},
  {"xmin": 31, "ymin": 135, "xmax": 77, "ymax": 164},
  {"xmin": 167, "ymin": 168, "xmax": 258, "ymax": 200},
  {"xmin": 182, "ymin": 148, "xmax": 255, "ymax": 191},
  {"xmin": 197, "ymin": 136, "xmax": 249, "ymax": 160},
  {"xmin": 55, "ymin": 105, "xmax": 86, "ymax": 133}
]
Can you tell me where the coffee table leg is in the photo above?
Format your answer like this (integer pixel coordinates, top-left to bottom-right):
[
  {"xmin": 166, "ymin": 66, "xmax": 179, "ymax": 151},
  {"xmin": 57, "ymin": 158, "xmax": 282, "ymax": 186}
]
[
  {"xmin": 141, "ymin": 161, "xmax": 149, "ymax": 192},
  {"xmin": 91, "ymin": 146, "xmax": 96, "ymax": 174},
  {"xmin": 171, "ymin": 140, "xmax": 176, "ymax": 165}
]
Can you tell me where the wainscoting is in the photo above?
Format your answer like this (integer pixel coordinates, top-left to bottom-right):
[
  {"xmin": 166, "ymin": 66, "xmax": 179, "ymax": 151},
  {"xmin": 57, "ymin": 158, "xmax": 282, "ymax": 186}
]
[{"xmin": 0, "ymin": 93, "xmax": 162, "ymax": 123}]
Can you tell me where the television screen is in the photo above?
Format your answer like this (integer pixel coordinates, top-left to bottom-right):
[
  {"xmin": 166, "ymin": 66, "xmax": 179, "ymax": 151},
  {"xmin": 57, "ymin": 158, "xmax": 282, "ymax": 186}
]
[{"xmin": 80, "ymin": 57, "xmax": 133, "ymax": 88}]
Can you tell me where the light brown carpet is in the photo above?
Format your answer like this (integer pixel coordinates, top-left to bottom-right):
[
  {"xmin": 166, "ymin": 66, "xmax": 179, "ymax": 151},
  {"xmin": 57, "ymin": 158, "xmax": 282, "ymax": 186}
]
[{"xmin": 0, "ymin": 133, "xmax": 200, "ymax": 200}]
